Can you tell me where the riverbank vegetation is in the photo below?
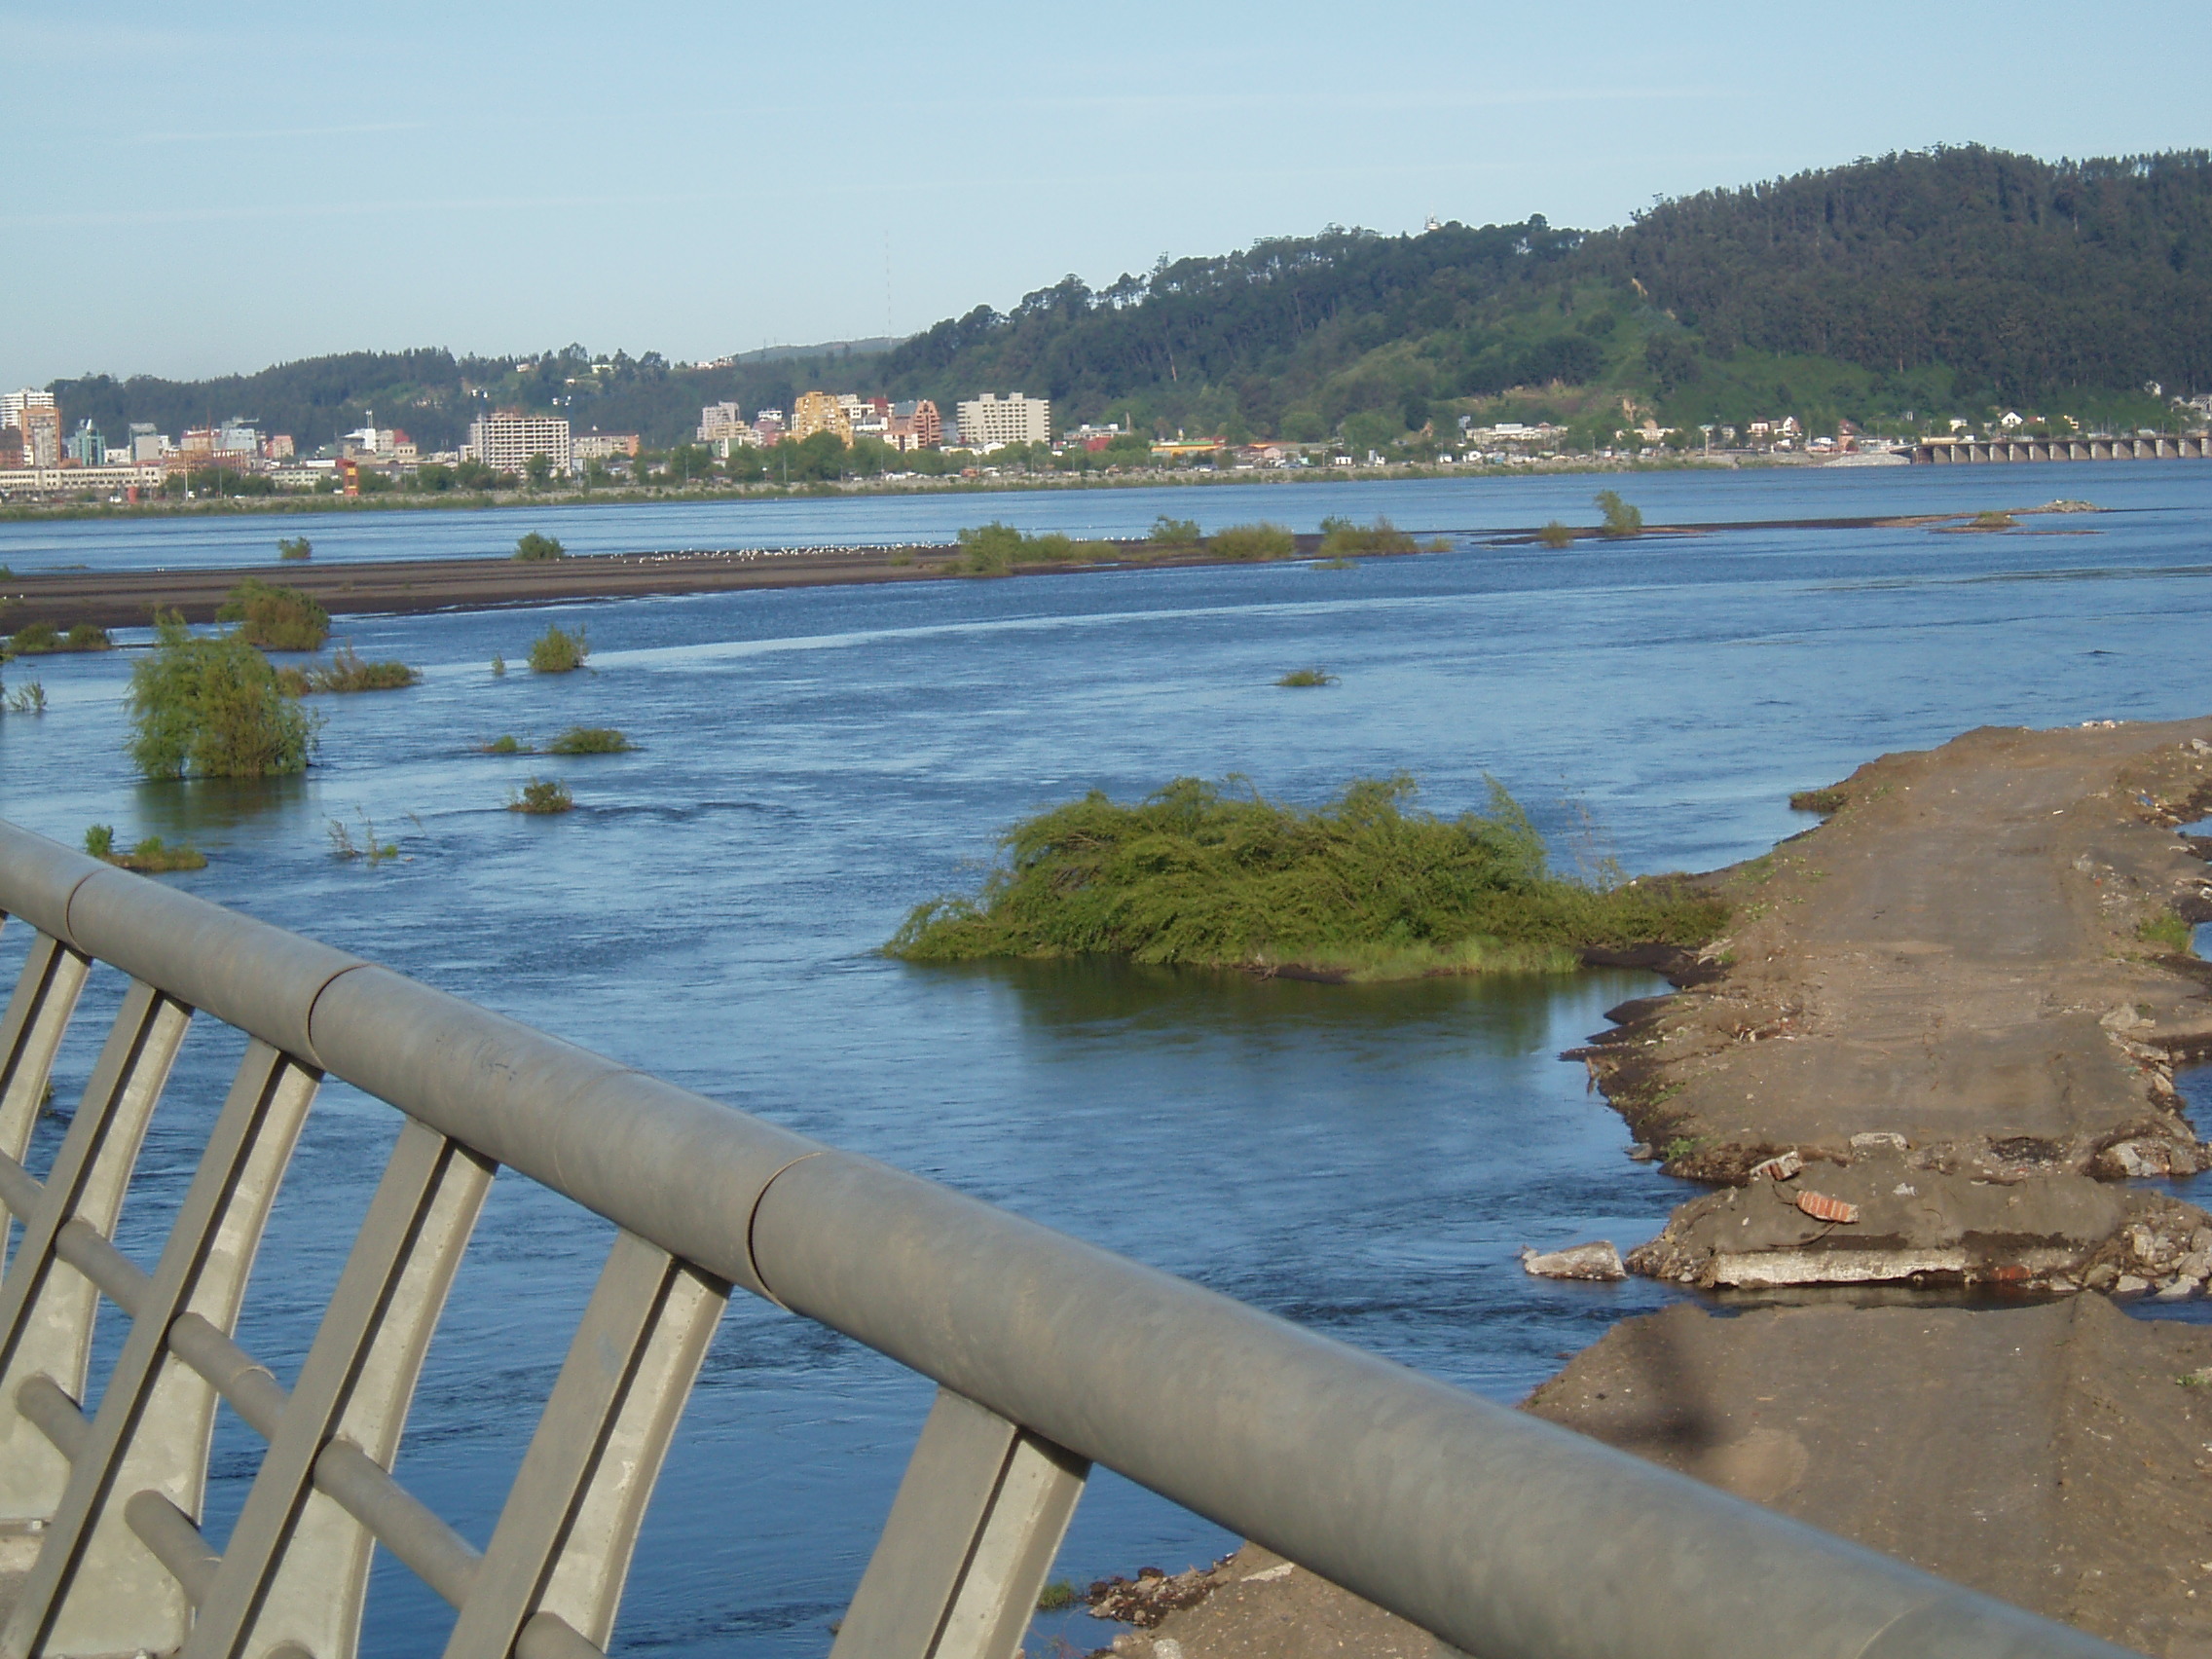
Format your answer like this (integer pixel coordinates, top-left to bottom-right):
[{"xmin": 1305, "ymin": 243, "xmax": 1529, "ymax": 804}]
[
  {"xmin": 6, "ymin": 621, "xmax": 112, "ymax": 656},
  {"xmin": 217, "ymin": 578, "xmax": 330, "ymax": 650},
  {"xmin": 515, "ymin": 532, "xmax": 566, "ymax": 561},
  {"xmin": 886, "ymin": 775, "xmax": 1727, "ymax": 980},
  {"xmin": 507, "ymin": 777, "xmax": 574, "ymax": 814},
  {"xmin": 277, "ymin": 535, "xmax": 312, "ymax": 561},
  {"xmin": 277, "ymin": 644, "xmax": 421, "ymax": 694},
  {"xmin": 126, "ymin": 613, "xmax": 318, "ymax": 780},
  {"xmin": 1275, "ymin": 667, "xmax": 1337, "ymax": 686},
  {"xmin": 546, "ymin": 726, "xmax": 632, "ymax": 755}
]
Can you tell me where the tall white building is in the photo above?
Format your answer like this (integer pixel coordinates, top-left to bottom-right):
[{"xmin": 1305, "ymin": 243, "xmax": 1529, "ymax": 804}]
[
  {"xmin": 1, "ymin": 388, "xmax": 56, "ymax": 432},
  {"xmin": 464, "ymin": 412, "xmax": 572, "ymax": 475},
  {"xmin": 956, "ymin": 392, "xmax": 1050, "ymax": 451}
]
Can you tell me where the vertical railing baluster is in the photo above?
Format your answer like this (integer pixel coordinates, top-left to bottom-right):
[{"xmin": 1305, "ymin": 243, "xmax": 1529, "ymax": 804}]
[
  {"xmin": 443, "ymin": 1230, "xmax": 727, "ymax": 1658},
  {"xmin": 0, "ymin": 934, "xmax": 93, "ymax": 1256},
  {"xmin": 180, "ymin": 1117, "xmax": 494, "ymax": 1659},
  {"xmin": 1, "ymin": 1040, "xmax": 320, "ymax": 1659},
  {"xmin": 0, "ymin": 980, "xmax": 192, "ymax": 1530},
  {"xmin": 830, "ymin": 1387, "xmax": 1090, "ymax": 1659}
]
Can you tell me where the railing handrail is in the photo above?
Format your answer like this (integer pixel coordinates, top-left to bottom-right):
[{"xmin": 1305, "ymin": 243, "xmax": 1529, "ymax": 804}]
[{"xmin": 0, "ymin": 818, "xmax": 2124, "ymax": 1659}]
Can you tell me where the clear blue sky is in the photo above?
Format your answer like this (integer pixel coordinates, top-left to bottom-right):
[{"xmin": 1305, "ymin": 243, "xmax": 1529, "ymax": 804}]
[{"xmin": 6, "ymin": 2, "xmax": 2207, "ymax": 387}]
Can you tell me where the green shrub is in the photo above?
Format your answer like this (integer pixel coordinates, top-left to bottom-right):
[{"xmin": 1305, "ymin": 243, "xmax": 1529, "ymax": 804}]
[
  {"xmin": 1035, "ymin": 1580, "xmax": 1079, "ymax": 1612},
  {"xmin": 887, "ymin": 775, "xmax": 1729, "ymax": 979},
  {"xmin": 1789, "ymin": 787, "xmax": 1849, "ymax": 814},
  {"xmin": 485, "ymin": 733, "xmax": 529, "ymax": 754},
  {"xmin": 528, "ymin": 623, "xmax": 589, "ymax": 673},
  {"xmin": 514, "ymin": 532, "xmax": 567, "ymax": 561},
  {"xmin": 1150, "ymin": 515, "xmax": 1203, "ymax": 547},
  {"xmin": 327, "ymin": 812, "xmax": 400, "ymax": 865},
  {"xmin": 63, "ymin": 622, "xmax": 110, "ymax": 650},
  {"xmin": 216, "ymin": 578, "xmax": 330, "ymax": 650},
  {"xmin": 1207, "ymin": 522, "xmax": 1296, "ymax": 561},
  {"xmin": 126, "ymin": 612, "xmax": 318, "ymax": 780},
  {"xmin": 2, "ymin": 621, "xmax": 105, "ymax": 656},
  {"xmin": 507, "ymin": 776, "xmax": 575, "ymax": 814},
  {"xmin": 276, "ymin": 535, "xmax": 313, "ymax": 561},
  {"xmin": 305, "ymin": 645, "xmax": 421, "ymax": 693},
  {"xmin": 546, "ymin": 726, "xmax": 632, "ymax": 755},
  {"xmin": 5, "ymin": 680, "xmax": 45, "ymax": 715},
  {"xmin": 1537, "ymin": 521, "xmax": 1575, "ymax": 548},
  {"xmin": 492, "ymin": 653, "xmax": 507, "ymax": 677},
  {"xmin": 1317, "ymin": 516, "xmax": 1417, "ymax": 557},
  {"xmin": 84, "ymin": 825, "xmax": 114, "ymax": 860},
  {"xmin": 1595, "ymin": 491, "xmax": 1643, "ymax": 538},
  {"xmin": 1276, "ymin": 667, "xmax": 1338, "ymax": 686},
  {"xmin": 955, "ymin": 522, "xmax": 1099, "ymax": 574},
  {"xmin": 116, "ymin": 836, "xmax": 208, "ymax": 872}
]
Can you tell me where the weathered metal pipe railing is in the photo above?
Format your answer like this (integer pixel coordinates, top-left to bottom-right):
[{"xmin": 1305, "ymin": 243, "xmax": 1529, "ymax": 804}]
[{"xmin": 0, "ymin": 817, "xmax": 2126, "ymax": 1659}]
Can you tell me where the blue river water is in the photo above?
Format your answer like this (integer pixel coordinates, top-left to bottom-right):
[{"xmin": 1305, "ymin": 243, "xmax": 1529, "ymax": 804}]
[{"xmin": 0, "ymin": 461, "xmax": 2208, "ymax": 1653}]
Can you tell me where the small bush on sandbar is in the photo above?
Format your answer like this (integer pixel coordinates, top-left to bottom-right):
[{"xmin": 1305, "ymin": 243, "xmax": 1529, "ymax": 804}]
[
  {"xmin": 217, "ymin": 578, "xmax": 330, "ymax": 650},
  {"xmin": 276, "ymin": 535, "xmax": 313, "ymax": 561},
  {"xmin": 1537, "ymin": 521, "xmax": 1575, "ymax": 548},
  {"xmin": 126, "ymin": 612, "xmax": 318, "ymax": 780},
  {"xmin": 1207, "ymin": 522, "xmax": 1296, "ymax": 561},
  {"xmin": 1317, "ymin": 516, "xmax": 1417, "ymax": 557},
  {"xmin": 528, "ymin": 623, "xmax": 589, "ymax": 674},
  {"xmin": 7, "ymin": 620, "xmax": 111, "ymax": 656},
  {"xmin": 546, "ymin": 726, "xmax": 632, "ymax": 755},
  {"xmin": 887, "ymin": 775, "xmax": 1728, "ymax": 980},
  {"xmin": 507, "ymin": 776, "xmax": 574, "ymax": 814},
  {"xmin": 304, "ymin": 645, "xmax": 421, "ymax": 693},
  {"xmin": 1150, "ymin": 515, "xmax": 1203, "ymax": 547},
  {"xmin": 1276, "ymin": 667, "xmax": 1337, "ymax": 687},
  {"xmin": 514, "ymin": 532, "xmax": 567, "ymax": 562},
  {"xmin": 1595, "ymin": 491, "xmax": 1643, "ymax": 538}
]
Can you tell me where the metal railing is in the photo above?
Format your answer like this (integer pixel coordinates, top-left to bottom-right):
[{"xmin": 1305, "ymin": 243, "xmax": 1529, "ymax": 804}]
[{"xmin": 0, "ymin": 817, "xmax": 2124, "ymax": 1659}]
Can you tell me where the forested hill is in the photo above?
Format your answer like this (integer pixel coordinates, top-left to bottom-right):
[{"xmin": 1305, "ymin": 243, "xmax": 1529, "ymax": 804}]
[{"xmin": 39, "ymin": 146, "xmax": 2212, "ymax": 454}]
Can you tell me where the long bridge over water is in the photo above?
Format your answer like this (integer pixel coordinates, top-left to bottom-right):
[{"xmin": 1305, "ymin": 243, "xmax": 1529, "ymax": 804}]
[{"xmin": 1909, "ymin": 433, "xmax": 2209, "ymax": 463}]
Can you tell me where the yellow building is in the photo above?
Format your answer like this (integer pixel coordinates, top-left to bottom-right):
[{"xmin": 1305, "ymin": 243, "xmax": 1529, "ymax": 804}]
[{"xmin": 791, "ymin": 391, "xmax": 853, "ymax": 444}]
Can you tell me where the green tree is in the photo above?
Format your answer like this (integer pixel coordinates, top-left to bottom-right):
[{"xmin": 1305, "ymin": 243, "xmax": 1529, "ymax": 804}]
[
  {"xmin": 1594, "ymin": 491, "xmax": 1643, "ymax": 537},
  {"xmin": 524, "ymin": 453, "xmax": 556, "ymax": 490},
  {"xmin": 127, "ymin": 613, "xmax": 318, "ymax": 780},
  {"xmin": 514, "ymin": 532, "xmax": 567, "ymax": 562},
  {"xmin": 216, "ymin": 578, "xmax": 330, "ymax": 650}
]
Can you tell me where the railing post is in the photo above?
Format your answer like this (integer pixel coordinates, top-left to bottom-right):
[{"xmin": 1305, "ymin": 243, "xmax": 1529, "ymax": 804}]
[
  {"xmin": 830, "ymin": 1387, "xmax": 1088, "ymax": 1659},
  {"xmin": 0, "ymin": 935, "xmax": 93, "ymax": 1261},
  {"xmin": 0, "ymin": 981, "xmax": 191, "ymax": 1530},
  {"xmin": 444, "ymin": 1230, "xmax": 726, "ymax": 1657},
  {"xmin": 181, "ymin": 1117, "xmax": 494, "ymax": 1659},
  {"xmin": 2, "ymin": 1040, "xmax": 320, "ymax": 1659}
]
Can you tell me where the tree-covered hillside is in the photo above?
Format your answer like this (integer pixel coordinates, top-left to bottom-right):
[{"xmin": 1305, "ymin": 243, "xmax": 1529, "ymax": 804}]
[{"xmin": 35, "ymin": 146, "xmax": 2212, "ymax": 456}]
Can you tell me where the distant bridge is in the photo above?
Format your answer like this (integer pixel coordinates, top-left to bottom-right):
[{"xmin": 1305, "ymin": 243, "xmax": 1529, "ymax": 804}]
[{"xmin": 1909, "ymin": 434, "xmax": 2209, "ymax": 463}]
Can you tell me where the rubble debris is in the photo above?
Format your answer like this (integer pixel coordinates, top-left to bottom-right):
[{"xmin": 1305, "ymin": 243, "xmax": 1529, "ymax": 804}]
[
  {"xmin": 1749, "ymin": 1150, "xmax": 1804, "ymax": 1181},
  {"xmin": 1794, "ymin": 1191, "xmax": 1862, "ymax": 1224},
  {"xmin": 1088, "ymin": 1561, "xmax": 1232, "ymax": 1628},
  {"xmin": 1520, "ymin": 1241, "xmax": 1628, "ymax": 1281}
]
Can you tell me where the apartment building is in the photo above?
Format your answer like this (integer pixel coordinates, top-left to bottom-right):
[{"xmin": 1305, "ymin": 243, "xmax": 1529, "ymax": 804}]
[
  {"xmin": 887, "ymin": 400, "xmax": 942, "ymax": 451},
  {"xmin": 574, "ymin": 431, "xmax": 642, "ymax": 461},
  {"xmin": 956, "ymin": 392, "xmax": 1050, "ymax": 451},
  {"xmin": 464, "ymin": 412, "xmax": 572, "ymax": 475},
  {"xmin": 790, "ymin": 390, "xmax": 853, "ymax": 443}
]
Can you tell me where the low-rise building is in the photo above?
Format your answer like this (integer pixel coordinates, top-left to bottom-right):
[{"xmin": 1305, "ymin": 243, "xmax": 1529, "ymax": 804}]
[
  {"xmin": 887, "ymin": 400, "xmax": 942, "ymax": 451},
  {"xmin": 574, "ymin": 431, "xmax": 642, "ymax": 461},
  {"xmin": 957, "ymin": 392, "xmax": 1050, "ymax": 451},
  {"xmin": 463, "ymin": 411, "xmax": 572, "ymax": 475},
  {"xmin": 752, "ymin": 409, "xmax": 787, "ymax": 446}
]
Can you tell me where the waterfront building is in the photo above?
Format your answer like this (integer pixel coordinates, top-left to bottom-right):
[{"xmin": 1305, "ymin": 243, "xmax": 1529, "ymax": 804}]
[
  {"xmin": 886, "ymin": 400, "xmax": 942, "ymax": 451},
  {"xmin": 0, "ymin": 388, "xmax": 55, "ymax": 433},
  {"xmin": 956, "ymin": 392, "xmax": 1050, "ymax": 451},
  {"xmin": 18, "ymin": 404, "xmax": 62, "ymax": 468},
  {"xmin": 791, "ymin": 391, "xmax": 853, "ymax": 444},
  {"xmin": 463, "ymin": 411, "xmax": 572, "ymax": 475},
  {"xmin": 574, "ymin": 431, "xmax": 643, "ymax": 461}
]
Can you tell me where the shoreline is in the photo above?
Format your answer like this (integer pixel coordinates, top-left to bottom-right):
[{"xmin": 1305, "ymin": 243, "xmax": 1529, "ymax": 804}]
[{"xmin": 0, "ymin": 505, "xmax": 2108, "ymax": 633}]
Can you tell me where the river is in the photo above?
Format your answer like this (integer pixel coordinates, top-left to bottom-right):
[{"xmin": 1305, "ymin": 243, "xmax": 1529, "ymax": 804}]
[{"xmin": 1, "ymin": 461, "xmax": 2208, "ymax": 1652}]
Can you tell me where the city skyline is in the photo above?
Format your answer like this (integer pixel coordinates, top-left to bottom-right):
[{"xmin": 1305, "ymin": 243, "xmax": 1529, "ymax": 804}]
[{"xmin": 7, "ymin": 4, "xmax": 2210, "ymax": 388}]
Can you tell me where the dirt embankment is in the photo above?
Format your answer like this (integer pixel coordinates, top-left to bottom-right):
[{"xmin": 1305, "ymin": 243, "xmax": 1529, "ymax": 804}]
[{"xmin": 1081, "ymin": 719, "xmax": 2212, "ymax": 1658}]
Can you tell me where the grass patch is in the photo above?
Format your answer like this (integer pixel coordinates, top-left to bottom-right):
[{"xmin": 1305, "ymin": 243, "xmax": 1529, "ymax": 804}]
[
  {"xmin": 546, "ymin": 725, "xmax": 632, "ymax": 755},
  {"xmin": 1207, "ymin": 522, "xmax": 1296, "ymax": 561},
  {"xmin": 276, "ymin": 535, "xmax": 313, "ymax": 561},
  {"xmin": 1276, "ymin": 667, "xmax": 1338, "ymax": 687},
  {"xmin": 1036, "ymin": 1580, "xmax": 1079, "ymax": 1613},
  {"xmin": 886, "ymin": 774, "xmax": 1728, "ymax": 980},
  {"xmin": 1789, "ymin": 787, "xmax": 1849, "ymax": 814},
  {"xmin": 217, "ymin": 577, "xmax": 330, "ymax": 650},
  {"xmin": 2140, "ymin": 910, "xmax": 2195, "ymax": 953},
  {"xmin": 528, "ymin": 623, "xmax": 589, "ymax": 674},
  {"xmin": 1536, "ymin": 521, "xmax": 1575, "ymax": 548},
  {"xmin": 492, "ymin": 653, "xmax": 507, "ymax": 677},
  {"xmin": 1317, "ymin": 515, "xmax": 1416, "ymax": 557},
  {"xmin": 127, "ymin": 612, "xmax": 319, "ymax": 780},
  {"xmin": 1312, "ymin": 556, "xmax": 1358, "ymax": 571},
  {"xmin": 6, "ymin": 620, "xmax": 111, "ymax": 655},
  {"xmin": 327, "ymin": 811, "xmax": 402, "ymax": 865},
  {"xmin": 484, "ymin": 733, "xmax": 530, "ymax": 754},
  {"xmin": 514, "ymin": 532, "xmax": 567, "ymax": 561},
  {"xmin": 5, "ymin": 680, "xmax": 46, "ymax": 715},
  {"xmin": 508, "ymin": 776, "xmax": 574, "ymax": 814},
  {"xmin": 87, "ymin": 826, "xmax": 207, "ymax": 871},
  {"xmin": 301, "ymin": 644, "xmax": 421, "ymax": 693}
]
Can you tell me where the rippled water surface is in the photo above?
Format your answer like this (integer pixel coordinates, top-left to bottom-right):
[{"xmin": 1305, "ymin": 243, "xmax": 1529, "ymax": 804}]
[{"xmin": 1, "ymin": 461, "xmax": 2208, "ymax": 1652}]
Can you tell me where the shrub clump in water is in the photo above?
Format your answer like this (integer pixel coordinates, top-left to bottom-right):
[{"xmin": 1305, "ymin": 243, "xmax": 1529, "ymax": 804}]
[
  {"xmin": 299, "ymin": 645, "xmax": 421, "ymax": 693},
  {"xmin": 1207, "ymin": 522, "xmax": 1295, "ymax": 561},
  {"xmin": 507, "ymin": 776, "xmax": 575, "ymax": 814},
  {"xmin": 514, "ymin": 532, "xmax": 567, "ymax": 561},
  {"xmin": 217, "ymin": 578, "xmax": 330, "ymax": 650},
  {"xmin": 1536, "ymin": 521, "xmax": 1575, "ymax": 548},
  {"xmin": 1316, "ymin": 516, "xmax": 1417, "ymax": 557},
  {"xmin": 6, "ymin": 621, "xmax": 111, "ymax": 655},
  {"xmin": 126, "ymin": 612, "xmax": 319, "ymax": 780},
  {"xmin": 528, "ymin": 623, "xmax": 589, "ymax": 673},
  {"xmin": 276, "ymin": 535, "xmax": 313, "ymax": 561},
  {"xmin": 546, "ymin": 726, "xmax": 632, "ymax": 755},
  {"xmin": 1276, "ymin": 667, "xmax": 1337, "ymax": 687},
  {"xmin": 86, "ymin": 826, "xmax": 207, "ymax": 871},
  {"xmin": 887, "ymin": 775, "xmax": 1728, "ymax": 980}
]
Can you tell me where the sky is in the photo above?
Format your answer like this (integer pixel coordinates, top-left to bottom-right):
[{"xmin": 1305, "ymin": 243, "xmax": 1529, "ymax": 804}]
[{"xmin": 6, "ymin": 1, "xmax": 2209, "ymax": 388}]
